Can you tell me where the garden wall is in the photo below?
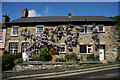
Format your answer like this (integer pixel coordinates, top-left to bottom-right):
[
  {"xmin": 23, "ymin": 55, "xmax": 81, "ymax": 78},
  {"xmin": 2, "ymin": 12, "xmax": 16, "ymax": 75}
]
[{"xmin": 13, "ymin": 61, "xmax": 80, "ymax": 72}]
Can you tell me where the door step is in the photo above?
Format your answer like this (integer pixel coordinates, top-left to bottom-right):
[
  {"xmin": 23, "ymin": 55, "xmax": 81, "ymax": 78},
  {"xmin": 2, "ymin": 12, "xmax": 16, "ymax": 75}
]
[{"xmin": 100, "ymin": 60, "xmax": 107, "ymax": 64}]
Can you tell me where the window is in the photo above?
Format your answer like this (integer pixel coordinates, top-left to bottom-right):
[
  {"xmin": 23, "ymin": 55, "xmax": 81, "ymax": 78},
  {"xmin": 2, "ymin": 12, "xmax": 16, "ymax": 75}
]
[
  {"xmin": 80, "ymin": 26, "xmax": 85, "ymax": 33},
  {"xmin": 9, "ymin": 42, "xmax": 18, "ymax": 55},
  {"xmin": 80, "ymin": 45, "xmax": 92, "ymax": 54},
  {"xmin": 0, "ymin": 28, "xmax": 3, "ymax": 42},
  {"xmin": 36, "ymin": 25, "xmax": 44, "ymax": 35},
  {"xmin": 35, "ymin": 47, "xmax": 39, "ymax": 54},
  {"xmin": 87, "ymin": 27, "xmax": 91, "ymax": 33},
  {"xmin": 98, "ymin": 25, "xmax": 104, "ymax": 32},
  {"xmin": 80, "ymin": 26, "xmax": 91, "ymax": 33},
  {"xmin": 60, "ymin": 44, "xmax": 66, "ymax": 53},
  {"xmin": 11, "ymin": 26, "xmax": 19, "ymax": 36}
]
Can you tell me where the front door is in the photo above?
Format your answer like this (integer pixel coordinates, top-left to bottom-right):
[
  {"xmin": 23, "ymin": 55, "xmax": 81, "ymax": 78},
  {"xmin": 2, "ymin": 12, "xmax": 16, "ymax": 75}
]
[
  {"xmin": 99, "ymin": 46, "xmax": 104, "ymax": 61},
  {"xmin": 22, "ymin": 43, "xmax": 28, "ymax": 61}
]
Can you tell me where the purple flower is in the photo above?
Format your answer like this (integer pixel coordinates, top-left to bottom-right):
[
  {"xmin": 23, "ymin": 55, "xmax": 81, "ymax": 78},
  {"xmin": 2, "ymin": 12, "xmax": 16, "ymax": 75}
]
[
  {"xmin": 75, "ymin": 26, "xmax": 80, "ymax": 30},
  {"xmin": 68, "ymin": 47, "xmax": 72, "ymax": 50},
  {"xmin": 93, "ymin": 27, "xmax": 98, "ymax": 33},
  {"xmin": 58, "ymin": 31, "xmax": 62, "ymax": 34},
  {"xmin": 48, "ymin": 41, "xmax": 52, "ymax": 45},
  {"xmin": 87, "ymin": 25, "xmax": 93, "ymax": 28},
  {"xmin": 51, "ymin": 33, "xmax": 54, "ymax": 36},
  {"xmin": 72, "ymin": 40, "xmax": 75, "ymax": 42},
  {"xmin": 21, "ymin": 31, "xmax": 26, "ymax": 36},
  {"xmin": 68, "ymin": 28, "xmax": 72, "ymax": 31},
  {"xmin": 60, "ymin": 46, "xmax": 64, "ymax": 49},
  {"xmin": 73, "ymin": 34, "xmax": 77, "ymax": 38}
]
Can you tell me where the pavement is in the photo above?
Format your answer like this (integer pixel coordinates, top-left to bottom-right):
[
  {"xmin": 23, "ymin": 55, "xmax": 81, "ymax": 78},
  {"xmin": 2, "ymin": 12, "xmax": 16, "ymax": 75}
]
[{"xmin": 2, "ymin": 63, "xmax": 120, "ymax": 80}]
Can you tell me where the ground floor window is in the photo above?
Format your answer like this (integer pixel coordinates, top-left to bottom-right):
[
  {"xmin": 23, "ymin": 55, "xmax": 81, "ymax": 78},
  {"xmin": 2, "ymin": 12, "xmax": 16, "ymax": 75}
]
[
  {"xmin": 9, "ymin": 42, "xmax": 18, "ymax": 55},
  {"xmin": 60, "ymin": 44, "xmax": 66, "ymax": 53},
  {"xmin": 80, "ymin": 45, "xmax": 92, "ymax": 54}
]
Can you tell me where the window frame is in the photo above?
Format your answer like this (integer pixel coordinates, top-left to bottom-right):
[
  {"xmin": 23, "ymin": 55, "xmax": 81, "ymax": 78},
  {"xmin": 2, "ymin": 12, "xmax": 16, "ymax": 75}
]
[
  {"xmin": 11, "ymin": 26, "xmax": 19, "ymax": 36},
  {"xmin": 80, "ymin": 45, "xmax": 92, "ymax": 54},
  {"xmin": 80, "ymin": 26, "xmax": 85, "ymax": 34},
  {"xmin": 87, "ymin": 27, "xmax": 91, "ymax": 33},
  {"xmin": 9, "ymin": 42, "xmax": 18, "ymax": 55},
  {"xmin": 60, "ymin": 43, "xmax": 66, "ymax": 53},
  {"xmin": 98, "ymin": 24, "xmax": 105, "ymax": 32},
  {"xmin": 36, "ymin": 25, "xmax": 44, "ymax": 35},
  {"xmin": 21, "ymin": 42, "xmax": 28, "ymax": 54}
]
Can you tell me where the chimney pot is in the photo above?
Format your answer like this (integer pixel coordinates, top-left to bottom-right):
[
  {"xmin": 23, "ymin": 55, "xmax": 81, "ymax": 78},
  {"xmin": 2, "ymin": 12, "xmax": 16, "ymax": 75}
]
[
  {"xmin": 22, "ymin": 8, "xmax": 28, "ymax": 18},
  {"xmin": 2, "ymin": 14, "xmax": 10, "ymax": 23},
  {"xmin": 68, "ymin": 10, "xmax": 72, "ymax": 18},
  {"xmin": 5, "ymin": 14, "xmax": 7, "ymax": 16}
]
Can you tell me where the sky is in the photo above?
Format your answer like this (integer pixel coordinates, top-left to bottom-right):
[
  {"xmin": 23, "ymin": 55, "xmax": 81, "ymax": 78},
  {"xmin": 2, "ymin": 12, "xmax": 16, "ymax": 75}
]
[{"xmin": 1, "ymin": 2, "xmax": 119, "ymax": 22}]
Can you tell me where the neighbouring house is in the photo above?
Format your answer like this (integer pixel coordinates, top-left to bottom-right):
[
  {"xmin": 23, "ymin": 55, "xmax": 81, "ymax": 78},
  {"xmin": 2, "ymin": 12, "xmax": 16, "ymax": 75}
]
[
  {"xmin": 0, "ymin": 21, "xmax": 7, "ymax": 56},
  {"xmin": 116, "ymin": 30, "xmax": 120, "ymax": 58},
  {"xmin": 3, "ymin": 8, "xmax": 118, "ymax": 62}
]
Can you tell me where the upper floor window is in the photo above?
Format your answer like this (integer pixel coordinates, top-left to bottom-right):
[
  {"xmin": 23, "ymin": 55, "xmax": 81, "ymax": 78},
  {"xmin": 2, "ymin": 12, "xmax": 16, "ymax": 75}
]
[
  {"xmin": 80, "ymin": 26, "xmax": 91, "ymax": 34},
  {"xmin": 80, "ymin": 45, "xmax": 92, "ymax": 54},
  {"xmin": 0, "ymin": 28, "xmax": 3, "ymax": 42},
  {"xmin": 80, "ymin": 26, "xmax": 85, "ymax": 33},
  {"xmin": 11, "ymin": 26, "xmax": 19, "ymax": 36},
  {"xmin": 36, "ymin": 25, "xmax": 44, "ymax": 35},
  {"xmin": 9, "ymin": 42, "xmax": 18, "ymax": 55},
  {"xmin": 98, "ymin": 25, "xmax": 105, "ymax": 32}
]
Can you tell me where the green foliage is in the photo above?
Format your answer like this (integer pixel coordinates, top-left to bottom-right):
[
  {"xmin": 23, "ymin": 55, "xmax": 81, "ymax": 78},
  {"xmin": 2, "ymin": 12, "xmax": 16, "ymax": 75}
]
[
  {"xmin": 14, "ymin": 53, "xmax": 22, "ymax": 60},
  {"xmin": 2, "ymin": 51, "xmax": 23, "ymax": 71},
  {"xmin": 115, "ymin": 23, "xmax": 120, "ymax": 30},
  {"xmin": 65, "ymin": 53, "xmax": 78, "ymax": 61},
  {"xmin": 109, "ymin": 16, "xmax": 120, "ymax": 30},
  {"xmin": 36, "ymin": 47, "xmax": 52, "ymax": 61},
  {"xmin": 87, "ymin": 54, "xmax": 99, "ymax": 61},
  {"xmin": 55, "ymin": 57, "xmax": 66, "ymax": 62},
  {"xmin": 2, "ymin": 54, "xmax": 15, "ymax": 71},
  {"xmin": 116, "ymin": 57, "xmax": 120, "ymax": 62},
  {"xmin": 14, "ymin": 58, "xmax": 23, "ymax": 65}
]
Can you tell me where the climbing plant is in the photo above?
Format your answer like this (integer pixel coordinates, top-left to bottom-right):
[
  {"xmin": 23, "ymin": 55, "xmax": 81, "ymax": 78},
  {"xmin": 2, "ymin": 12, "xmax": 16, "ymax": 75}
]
[{"xmin": 21, "ymin": 23, "xmax": 100, "ymax": 60}]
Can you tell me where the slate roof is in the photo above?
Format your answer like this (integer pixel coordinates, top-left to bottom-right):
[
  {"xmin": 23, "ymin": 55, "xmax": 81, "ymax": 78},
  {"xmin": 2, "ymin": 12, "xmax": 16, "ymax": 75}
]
[{"xmin": 7, "ymin": 16, "xmax": 116, "ymax": 23}]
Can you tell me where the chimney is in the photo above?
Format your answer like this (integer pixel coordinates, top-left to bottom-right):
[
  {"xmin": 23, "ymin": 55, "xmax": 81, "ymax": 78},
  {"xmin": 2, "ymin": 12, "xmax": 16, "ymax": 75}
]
[
  {"xmin": 2, "ymin": 14, "xmax": 10, "ymax": 23},
  {"xmin": 68, "ymin": 10, "xmax": 72, "ymax": 18},
  {"xmin": 22, "ymin": 8, "xmax": 28, "ymax": 18}
]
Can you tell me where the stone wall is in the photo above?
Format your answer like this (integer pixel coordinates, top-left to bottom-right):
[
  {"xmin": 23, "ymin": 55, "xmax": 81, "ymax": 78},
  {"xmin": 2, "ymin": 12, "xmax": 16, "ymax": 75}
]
[
  {"xmin": 13, "ymin": 61, "xmax": 79, "ymax": 72},
  {"xmin": 5, "ymin": 24, "xmax": 118, "ymax": 62}
]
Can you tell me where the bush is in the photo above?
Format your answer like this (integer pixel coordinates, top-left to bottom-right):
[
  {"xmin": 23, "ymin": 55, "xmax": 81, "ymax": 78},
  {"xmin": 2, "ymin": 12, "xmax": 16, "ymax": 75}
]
[
  {"xmin": 116, "ymin": 57, "xmax": 120, "ymax": 62},
  {"xmin": 36, "ymin": 47, "xmax": 52, "ymax": 61},
  {"xmin": 2, "ymin": 51, "xmax": 22, "ymax": 71},
  {"xmin": 14, "ymin": 58, "xmax": 23, "ymax": 65},
  {"xmin": 87, "ymin": 54, "xmax": 99, "ymax": 61},
  {"xmin": 65, "ymin": 53, "xmax": 78, "ymax": 61},
  {"xmin": 55, "ymin": 57, "xmax": 66, "ymax": 62},
  {"xmin": 2, "ymin": 54, "xmax": 15, "ymax": 71}
]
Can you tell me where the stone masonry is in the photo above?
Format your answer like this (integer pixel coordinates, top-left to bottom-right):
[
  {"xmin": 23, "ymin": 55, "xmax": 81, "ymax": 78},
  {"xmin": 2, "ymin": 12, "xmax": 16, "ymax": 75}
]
[{"xmin": 5, "ymin": 24, "xmax": 118, "ymax": 62}]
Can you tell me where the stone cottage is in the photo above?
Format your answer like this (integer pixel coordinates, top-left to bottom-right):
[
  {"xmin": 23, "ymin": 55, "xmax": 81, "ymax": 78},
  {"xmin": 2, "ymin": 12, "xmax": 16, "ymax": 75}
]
[{"xmin": 3, "ymin": 8, "xmax": 118, "ymax": 62}]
